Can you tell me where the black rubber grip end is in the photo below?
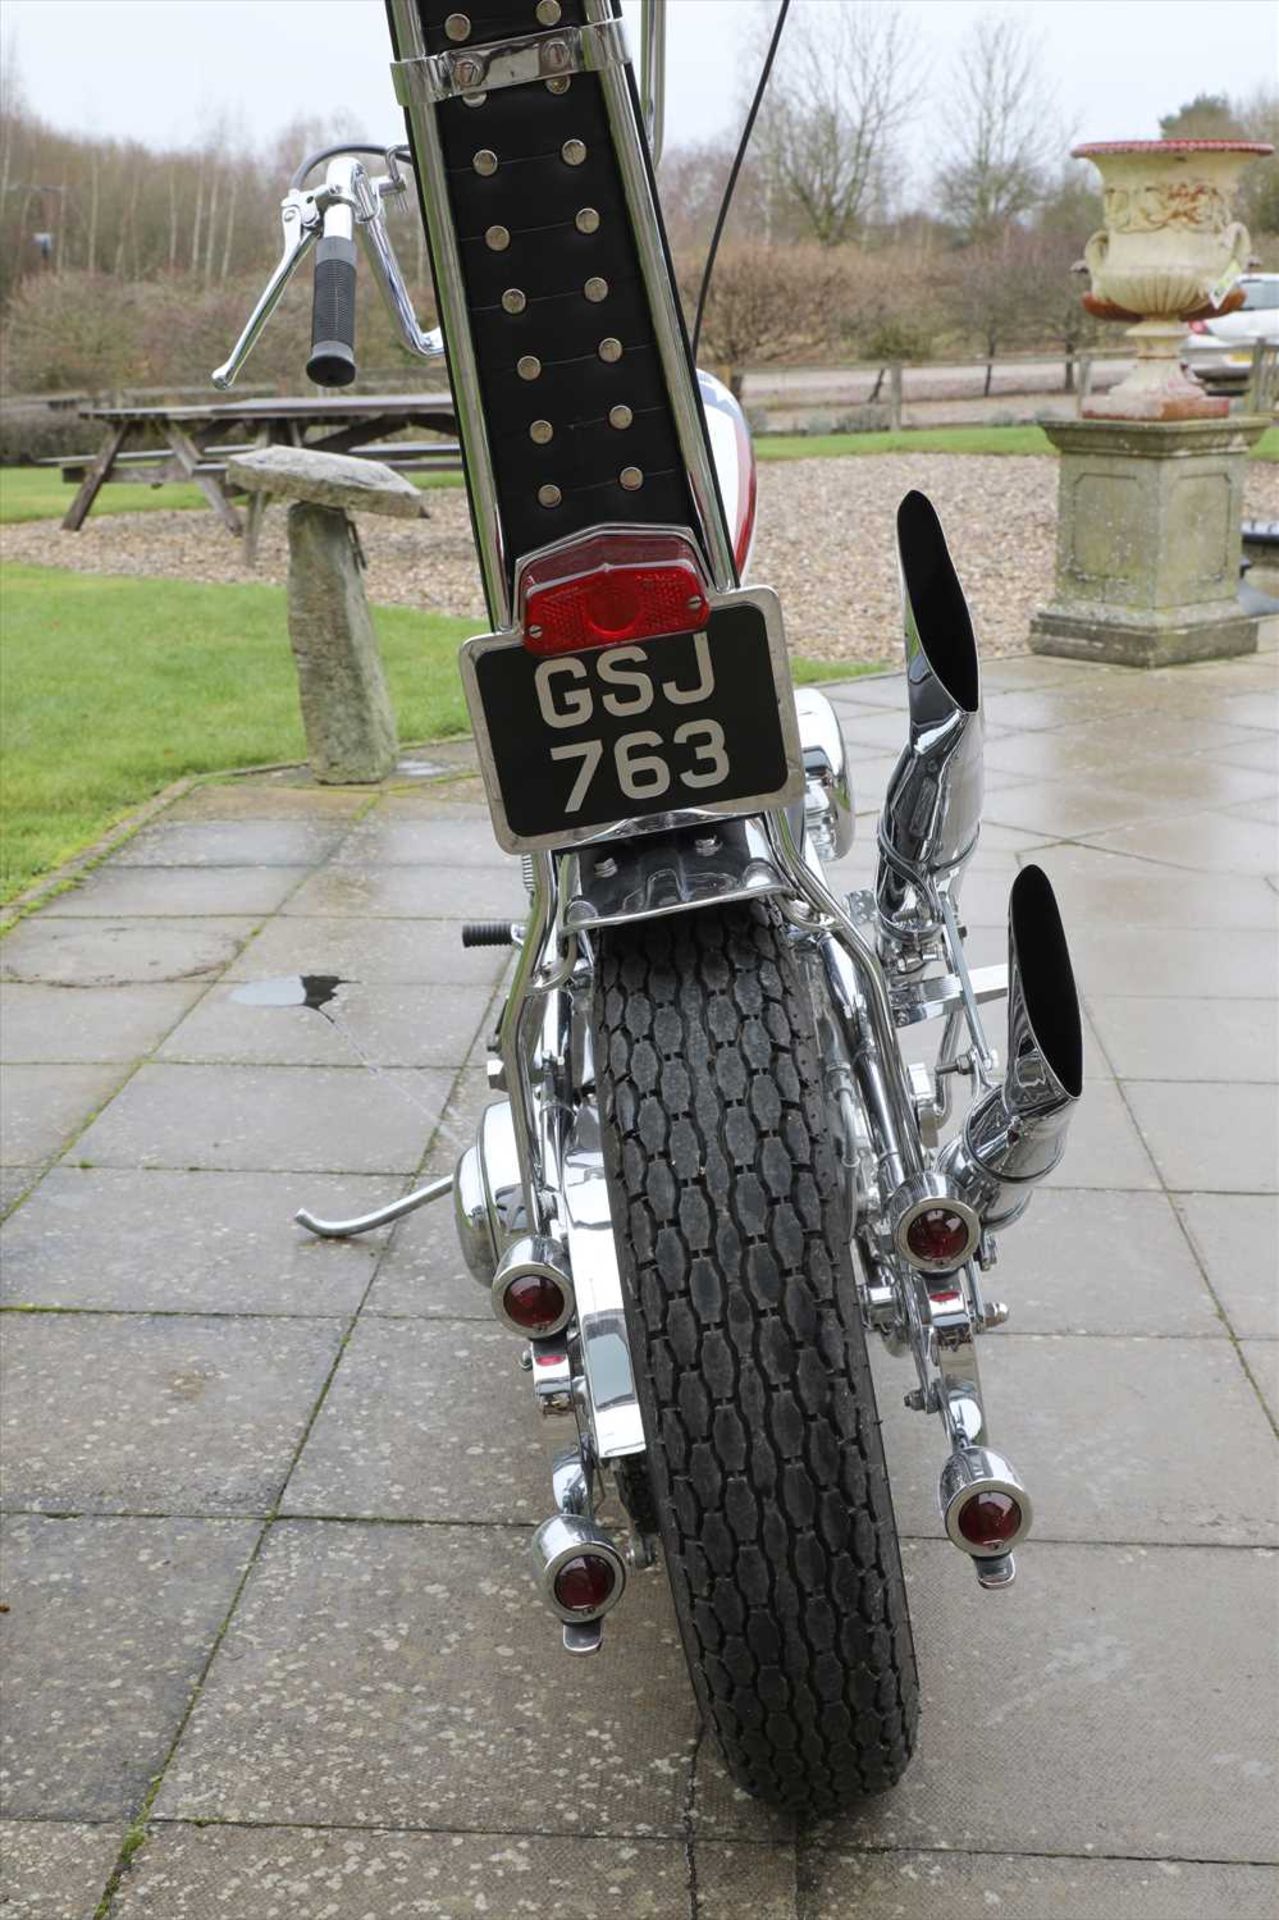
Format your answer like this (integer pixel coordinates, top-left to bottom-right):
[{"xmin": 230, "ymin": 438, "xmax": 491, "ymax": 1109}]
[
  {"xmin": 461, "ymin": 921, "xmax": 516, "ymax": 948},
  {"xmin": 308, "ymin": 236, "xmax": 357, "ymax": 388}
]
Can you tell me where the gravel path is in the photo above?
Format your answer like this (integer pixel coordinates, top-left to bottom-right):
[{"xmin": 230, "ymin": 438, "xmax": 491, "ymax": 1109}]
[{"xmin": 6, "ymin": 453, "xmax": 1278, "ymax": 664}]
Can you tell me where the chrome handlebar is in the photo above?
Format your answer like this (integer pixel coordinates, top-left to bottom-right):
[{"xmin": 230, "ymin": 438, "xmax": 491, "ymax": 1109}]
[{"xmin": 211, "ymin": 150, "xmax": 443, "ymax": 392}]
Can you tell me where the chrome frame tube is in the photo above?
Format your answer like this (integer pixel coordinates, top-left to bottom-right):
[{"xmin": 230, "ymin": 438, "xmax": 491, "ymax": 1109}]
[
  {"xmin": 581, "ymin": 0, "xmax": 736, "ymax": 591},
  {"xmin": 639, "ymin": 0, "xmax": 667, "ymax": 165},
  {"xmin": 386, "ymin": 0, "xmax": 511, "ymax": 627}
]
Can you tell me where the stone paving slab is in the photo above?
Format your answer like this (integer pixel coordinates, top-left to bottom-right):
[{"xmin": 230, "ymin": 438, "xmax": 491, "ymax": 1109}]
[
  {"xmin": 1126, "ymin": 1081, "xmax": 1278, "ymax": 1193},
  {"xmin": 1174, "ymin": 1193, "xmax": 1279, "ymax": 1341},
  {"xmin": 1243, "ymin": 1339, "xmax": 1278, "ymax": 1423},
  {"xmin": 1034, "ymin": 1079, "xmax": 1160, "ymax": 1191},
  {"xmin": 1008, "ymin": 842, "xmax": 1278, "ymax": 930},
  {"xmin": 0, "ymin": 1514, "xmax": 258, "ymax": 1818},
  {"xmin": 282, "ymin": 1317, "xmax": 548, "ymax": 1523},
  {"xmin": 226, "ymin": 916, "xmax": 508, "ymax": 987},
  {"xmin": 107, "ymin": 1825, "xmax": 796, "ymax": 1920},
  {"xmin": 156, "ymin": 980, "xmax": 494, "ymax": 1070},
  {"xmin": 0, "ymin": 1819, "xmax": 126, "ymax": 1919},
  {"xmin": 332, "ymin": 816, "xmax": 515, "ymax": 870},
  {"xmin": 0, "ymin": 1168, "xmax": 394, "ymax": 1315},
  {"xmin": 800, "ymin": 1847, "xmax": 1279, "ymax": 1919},
  {"xmin": 111, "ymin": 820, "xmax": 351, "ymax": 868},
  {"xmin": 0, "ymin": 1064, "xmax": 127, "ymax": 1167},
  {"xmin": 814, "ymin": 1539, "xmax": 1278, "ymax": 1864},
  {"xmin": 1086, "ymin": 994, "xmax": 1278, "ymax": 1083},
  {"xmin": 983, "ymin": 1188, "xmax": 1223, "ymax": 1338},
  {"xmin": 40, "ymin": 864, "xmax": 313, "ymax": 919},
  {"xmin": 1, "ymin": 1312, "xmax": 343, "ymax": 1515},
  {"xmin": 1063, "ymin": 925, "xmax": 1278, "ymax": 998},
  {"xmin": 280, "ymin": 859, "xmax": 528, "ymax": 920},
  {"xmin": 872, "ymin": 1333, "xmax": 1277, "ymax": 1546},
  {"xmin": 1086, "ymin": 807, "xmax": 1279, "ymax": 877},
  {"xmin": 0, "ymin": 982, "xmax": 206, "ymax": 1064},
  {"xmin": 0, "ymin": 918, "xmax": 259, "ymax": 988},
  {"xmin": 155, "ymin": 1520, "xmax": 700, "ymax": 1835},
  {"xmin": 72, "ymin": 1063, "xmax": 452, "ymax": 1174}
]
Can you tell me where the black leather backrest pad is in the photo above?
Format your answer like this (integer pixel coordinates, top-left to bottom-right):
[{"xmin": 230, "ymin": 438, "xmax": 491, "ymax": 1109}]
[{"xmin": 405, "ymin": 0, "xmax": 699, "ymax": 591}]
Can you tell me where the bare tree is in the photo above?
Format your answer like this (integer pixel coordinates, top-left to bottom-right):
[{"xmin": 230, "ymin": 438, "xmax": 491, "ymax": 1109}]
[
  {"xmin": 755, "ymin": 2, "xmax": 911, "ymax": 247},
  {"xmin": 679, "ymin": 241, "xmax": 849, "ymax": 393},
  {"xmin": 935, "ymin": 15, "xmax": 1061, "ymax": 239}
]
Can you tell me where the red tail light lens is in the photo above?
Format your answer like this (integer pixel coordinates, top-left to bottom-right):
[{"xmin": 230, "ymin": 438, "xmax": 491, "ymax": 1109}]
[
  {"xmin": 906, "ymin": 1207, "xmax": 974, "ymax": 1268},
  {"xmin": 553, "ymin": 1552, "xmax": 618, "ymax": 1614},
  {"xmin": 957, "ymin": 1490, "xmax": 1023, "ymax": 1550},
  {"xmin": 518, "ymin": 528, "xmax": 711, "ymax": 655},
  {"xmin": 500, "ymin": 1273, "xmax": 568, "ymax": 1334}
]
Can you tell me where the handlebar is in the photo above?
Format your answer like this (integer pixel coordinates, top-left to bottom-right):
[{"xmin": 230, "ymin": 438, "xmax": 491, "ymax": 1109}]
[{"xmin": 308, "ymin": 234, "xmax": 359, "ymax": 388}]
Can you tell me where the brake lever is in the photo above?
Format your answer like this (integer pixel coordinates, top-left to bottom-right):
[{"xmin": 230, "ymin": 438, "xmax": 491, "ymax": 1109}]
[{"xmin": 212, "ymin": 190, "xmax": 321, "ymax": 390}]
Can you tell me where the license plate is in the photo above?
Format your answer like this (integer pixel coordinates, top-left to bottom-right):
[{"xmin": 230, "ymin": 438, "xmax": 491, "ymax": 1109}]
[{"xmin": 461, "ymin": 588, "xmax": 802, "ymax": 852}]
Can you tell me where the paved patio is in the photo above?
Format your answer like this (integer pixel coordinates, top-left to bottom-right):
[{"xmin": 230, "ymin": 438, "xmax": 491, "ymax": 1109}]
[{"xmin": 1, "ymin": 649, "xmax": 1276, "ymax": 1919}]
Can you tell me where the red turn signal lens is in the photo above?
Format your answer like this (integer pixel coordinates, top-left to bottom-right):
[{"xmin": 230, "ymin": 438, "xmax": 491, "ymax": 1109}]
[
  {"xmin": 957, "ymin": 1490, "xmax": 1023, "ymax": 1551},
  {"xmin": 905, "ymin": 1207, "xmax": 973, "ymax": 1268},
  {"xmin": 519, "ymin": 528, "xmax": 711, "ymax": 655},
  {"xmin": 500, "ymin": 1273, "xmax": 568, "ymax": 1334},
  {"xmin": 553, "ymin": 1552, "xmax": 618, "ymax": 1614}
]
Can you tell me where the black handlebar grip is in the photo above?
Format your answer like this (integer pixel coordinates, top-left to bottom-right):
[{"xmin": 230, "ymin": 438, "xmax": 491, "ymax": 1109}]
[{"xmin": 307, "ymin": 235, "xmax": 357, "ymax": 387}]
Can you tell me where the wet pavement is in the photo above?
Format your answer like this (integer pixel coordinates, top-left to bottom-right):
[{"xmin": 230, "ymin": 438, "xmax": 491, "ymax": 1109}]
[{"xmin": 1, "ymin": 654, "xmax": 1276, "ymax": 1918}]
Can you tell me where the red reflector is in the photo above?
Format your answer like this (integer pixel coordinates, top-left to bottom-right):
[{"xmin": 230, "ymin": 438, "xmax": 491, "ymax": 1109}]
[
  {"xmin": 519, "ymin": 528, "xmax": 711, "ymax": 654},
  {"xmin": 906, "ymin": 1207, "xmax": 973, "ymax": 1268},
  {"xmin": 501, "ymin": 1273, "xmax": 567, "ymax": 1334},
  {"xmin": 957, "ymin": 1490, "xmax": 1022, "ymax": 1550},
  {"xmin": 553, "ymin": 1552, "xmax": 617, "ymax": 1614}
]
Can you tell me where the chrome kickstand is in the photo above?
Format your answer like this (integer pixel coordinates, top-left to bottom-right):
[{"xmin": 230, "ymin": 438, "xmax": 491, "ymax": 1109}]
[{"xmin": 295, "ymin": 1173, "xmax": 453, "ymax": 1240}]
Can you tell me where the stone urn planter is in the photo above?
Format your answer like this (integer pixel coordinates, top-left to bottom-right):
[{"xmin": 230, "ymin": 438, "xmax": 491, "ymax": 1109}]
[{"xmin": 1075, "ymin": 138, "xmax": 1273, "ymax": 420}]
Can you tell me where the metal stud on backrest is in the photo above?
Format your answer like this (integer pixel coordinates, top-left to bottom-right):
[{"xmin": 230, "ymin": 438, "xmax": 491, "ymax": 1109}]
[
  {"xmin": 501, "ymin": 288, "xmax": 527, "ymax": 315},
  {"xmin": 461, "ymin": 91, "xmax": 487, "ymax": 108},
  {"xmin": 518, "ymin": 355, "xmax": 542, "ymax": 381},
  {"xmin": 536, "ymin": 0, "xmax": 562, "ymax": 22},
  {"xmin": 584, "ymin": 277, "xmax": 609, "ymax": 304},
  {"xmin": 598, "ymin": 338, "xmax": 622, "ymax": 364},
  {"xmin": 562, "ymin": 140, "xmax": 587, "ymax": 167},
  {"xmin": 619, "ymin": 466, "xmax": 643, "ymax": 491},
  {"xmin": 445, "ymin": 11, "xmax": 471, "ymax": 40},
  {"xmin": 473, "ymin": 150, "xmax": 498, "ymax": 177},
  {"xmin": 485, "ymin": 226, "xmax": 510, "ymax": 252},
  {"xmin": 546, "ymin": 75, "xmax": 571, "ymax": 95},
  {"xmin": 530, "ymin": 419, "xmax": 554, "ymax": 444},
  {"xmin": 538, "ymin": 483, "xmax": 562, "ymax": 507},
  {"xmin": 609, "ymin": 404, "xmax": 633, "ymax": 430},
  {"xmin": 575, "ymin": 207, "xmax": 600, "ymax": 235}
]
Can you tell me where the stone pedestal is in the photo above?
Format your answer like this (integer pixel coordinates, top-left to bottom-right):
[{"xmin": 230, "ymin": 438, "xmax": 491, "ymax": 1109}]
[
  {"xmin": 1029, "ymin": 416, "xmax": 1270, "ymax": 668},
  {"xmin": 227, "ymin": 447, "xmax": 425, "ymax": 783}
]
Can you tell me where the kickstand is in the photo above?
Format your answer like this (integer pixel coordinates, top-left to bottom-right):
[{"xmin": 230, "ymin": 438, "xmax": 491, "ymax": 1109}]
[{"xmin": 295, "ymin": 1173, "xmax": 453, "ymax": 1240}]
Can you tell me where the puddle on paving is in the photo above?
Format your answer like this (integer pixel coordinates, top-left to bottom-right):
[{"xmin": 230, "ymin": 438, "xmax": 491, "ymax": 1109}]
[{"xmin": 231, "ymin": 974, "xmax": 346, "ymax": 1012}]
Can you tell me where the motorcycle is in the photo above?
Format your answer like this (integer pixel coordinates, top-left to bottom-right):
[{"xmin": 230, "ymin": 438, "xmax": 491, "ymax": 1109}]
[{"xmin": 214, "ymin": 0, "xmax": 1083, "ymax": 1815}]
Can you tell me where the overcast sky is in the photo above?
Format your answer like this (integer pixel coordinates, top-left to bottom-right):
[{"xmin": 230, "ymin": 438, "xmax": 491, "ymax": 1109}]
[{"xmin": 5, "ymin": 0, "xmax": 1277, "ymax": 178}]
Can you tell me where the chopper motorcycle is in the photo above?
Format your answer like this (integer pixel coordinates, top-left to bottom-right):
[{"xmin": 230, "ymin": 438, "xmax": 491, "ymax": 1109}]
[{"xmin": 214, "ymin": 0, "xmax": 1083, "ymax": 1814}]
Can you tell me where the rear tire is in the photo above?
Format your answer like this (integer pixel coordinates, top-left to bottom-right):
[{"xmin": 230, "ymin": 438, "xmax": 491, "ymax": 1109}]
[{"xmin": 593, "ymin": 900, "xmax": 918, "ymax": 1812}]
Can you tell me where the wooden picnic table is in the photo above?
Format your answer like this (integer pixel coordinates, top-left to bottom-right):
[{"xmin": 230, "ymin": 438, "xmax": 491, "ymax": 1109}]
[{"xmin": 56, "ymin": 392, "xmax": 458, "ymax": 541}]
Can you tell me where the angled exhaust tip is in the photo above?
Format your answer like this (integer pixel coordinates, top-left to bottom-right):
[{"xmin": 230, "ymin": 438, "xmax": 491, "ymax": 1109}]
[
  {"xmin": 941, "ymin": 864, "xmax": 1083, "ymax": 1228},
  {"xmin": 877, "ymin": 491, "xmax": 983, "ymax": 949}
]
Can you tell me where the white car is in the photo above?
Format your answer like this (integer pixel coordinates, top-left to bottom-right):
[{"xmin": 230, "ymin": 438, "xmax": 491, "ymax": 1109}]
[{"xmin": 1183, "ymin": 274, "xmax": 1279, "ymax": 392}]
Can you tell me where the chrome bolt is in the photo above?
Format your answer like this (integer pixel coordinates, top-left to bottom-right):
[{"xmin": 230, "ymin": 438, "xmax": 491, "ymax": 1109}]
[
  {"xmin": 542, "ymin": 37, "xmax": 571, "ymax": 71},
  {"xmin": 693, "ymin": 834, "xmax": 720, "ymax": 856},
  {"xmin": 903, "ymin": 1388, "xmax": 926, "ymax": 1411},
  {"xmin": 594, "ymin": 855, "xmax": 618, "ymax": 878},
  {"xmin": 454, "ymin": 55, "xmax": 483, "ymax": 88}
]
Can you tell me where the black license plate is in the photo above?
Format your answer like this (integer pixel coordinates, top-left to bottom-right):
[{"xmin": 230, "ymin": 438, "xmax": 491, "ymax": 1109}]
[{"xmin": 465, "ymin": 598, "xmax": 798, "ymax": 850}]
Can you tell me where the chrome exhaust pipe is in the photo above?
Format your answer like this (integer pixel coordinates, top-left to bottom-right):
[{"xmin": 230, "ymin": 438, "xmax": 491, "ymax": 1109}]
[
  {"xmin": 941, "ymin": 865, "xmax": 1083, "ymax": 1229},
  {"xmin": 876, "ymin": 490, "xmax": 983, "ymax": 953}
]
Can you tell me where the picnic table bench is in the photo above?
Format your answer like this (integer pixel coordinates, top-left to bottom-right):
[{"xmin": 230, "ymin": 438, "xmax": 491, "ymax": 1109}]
[{"xmin": 45, "ymin": 393, "xmax": 459, "ymax": 553}]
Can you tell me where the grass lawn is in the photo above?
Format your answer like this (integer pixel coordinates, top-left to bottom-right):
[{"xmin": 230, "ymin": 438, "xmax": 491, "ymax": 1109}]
[
  {"xmin": 0, "ymin": 463, "xmax": 464, "ymax": 526},
  {"xmin": 757, "ymin": 423, "xmax": 1279, "ymax": 462},
  {"xmin": 0, "ymin": 563, "xmax": 874, "ymax": 902}
]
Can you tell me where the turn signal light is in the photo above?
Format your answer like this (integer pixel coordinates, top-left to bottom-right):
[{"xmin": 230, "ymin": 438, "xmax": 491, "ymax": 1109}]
[
  {"xmin": 500, "ymin": 1272, "xmax": 568, "ymax": 1334},
  {"xmin": 518, "ymin": 527, "xmax": 711, "ymax": 655},
  {"xmin": 906, "ymin": 1207, "xmax": 974, "ymax": 1268},
  {"xmin": 956, "ymin": 1490, "xmax": 1023, "ymax": 1551},
  {"xmin": 552, "ymin": 1552, "xmax": 619, "ymax": 1615}
]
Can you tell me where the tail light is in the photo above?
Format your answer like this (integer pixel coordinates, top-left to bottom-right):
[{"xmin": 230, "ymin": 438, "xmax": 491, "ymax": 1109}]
[
  {"xmin": 940, "ymin": 1446, "xmax": 1032, "ymax": 1560},
  {"xmin": 888, "ymin": 1174, "xmax": 981, "ymax": 1274},
  {"xmin": 517, "ymin": 527, "xmax": 711, "ymax": 655},
  {"xmin": 533, "ymin": 1513, "xmax": 628, "ymax": 1622}
]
